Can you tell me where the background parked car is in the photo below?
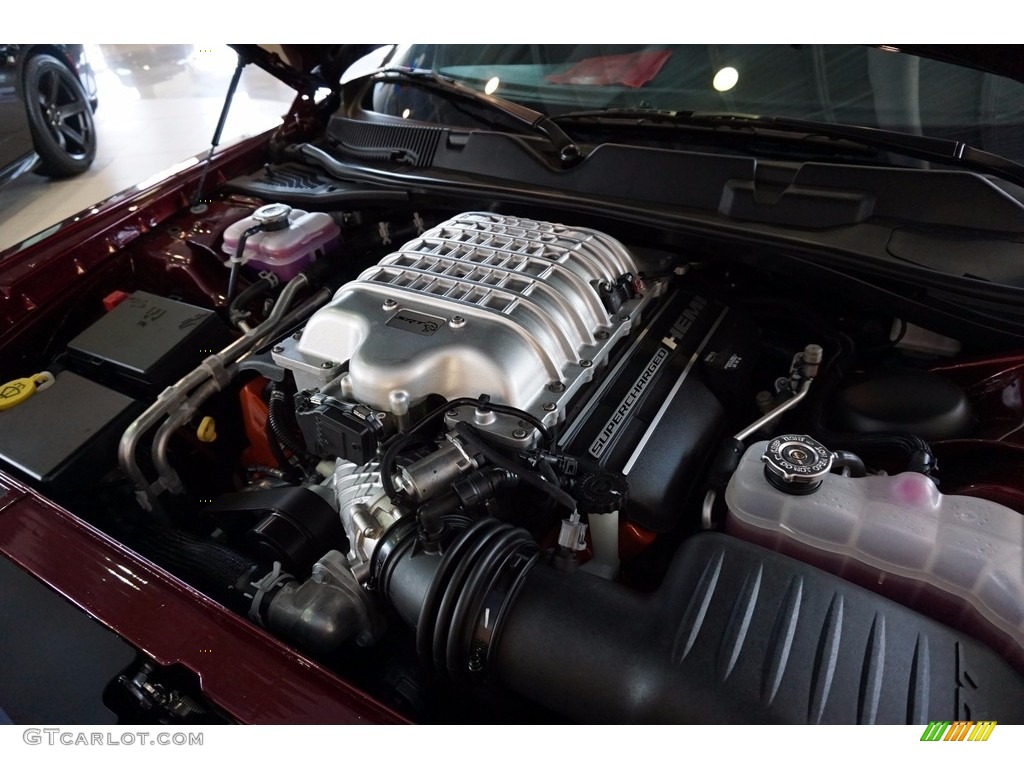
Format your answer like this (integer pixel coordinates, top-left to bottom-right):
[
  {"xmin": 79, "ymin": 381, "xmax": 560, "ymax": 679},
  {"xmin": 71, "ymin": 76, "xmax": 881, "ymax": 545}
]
[{"xmin": 0, "ymin": 44, "xmax": 97, "ymax": 183}]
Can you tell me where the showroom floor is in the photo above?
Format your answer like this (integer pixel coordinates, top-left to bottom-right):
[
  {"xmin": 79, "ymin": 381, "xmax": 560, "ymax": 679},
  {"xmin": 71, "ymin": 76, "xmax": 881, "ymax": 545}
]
[{"xmin": 0, "ymin": 45, "xmax": 295, "ymax": 252}]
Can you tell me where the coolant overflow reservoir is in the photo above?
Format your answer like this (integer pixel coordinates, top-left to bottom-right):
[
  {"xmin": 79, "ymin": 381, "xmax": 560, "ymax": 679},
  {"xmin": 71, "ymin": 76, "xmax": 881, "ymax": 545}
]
[
  {"xmin": 725, "ymin": 439, "xmax": 1024, "ymax": 672},
  {"xmin": 222, "ymin": 204, "xmax": 340, "ymax": 280}
]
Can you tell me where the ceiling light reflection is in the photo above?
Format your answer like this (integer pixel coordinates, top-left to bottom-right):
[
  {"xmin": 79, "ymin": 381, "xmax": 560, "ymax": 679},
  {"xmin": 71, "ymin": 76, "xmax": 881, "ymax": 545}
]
[{"xmin": 713, "ymin": 67, "xmax": 739, "ymax": 92}]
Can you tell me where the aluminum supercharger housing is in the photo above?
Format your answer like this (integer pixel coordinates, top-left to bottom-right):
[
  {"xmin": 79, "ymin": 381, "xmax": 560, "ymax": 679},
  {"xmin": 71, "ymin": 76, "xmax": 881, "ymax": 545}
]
[{"xmin": 272, "ymin": 212, "xmax": 660, "ymax": 431}]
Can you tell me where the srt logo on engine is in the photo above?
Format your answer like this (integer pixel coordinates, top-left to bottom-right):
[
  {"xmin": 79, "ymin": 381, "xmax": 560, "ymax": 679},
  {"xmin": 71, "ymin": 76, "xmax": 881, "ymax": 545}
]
[{"xmin": 386, "ymin": 310, "xmax": 445, "ymax": 336}]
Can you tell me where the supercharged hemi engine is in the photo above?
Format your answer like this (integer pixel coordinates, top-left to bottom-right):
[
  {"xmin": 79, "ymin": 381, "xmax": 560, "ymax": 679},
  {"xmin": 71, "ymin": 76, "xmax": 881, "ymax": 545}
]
[{"xmin": 2, "ymin": 201, "xmax": 1023, "ymax": 725}]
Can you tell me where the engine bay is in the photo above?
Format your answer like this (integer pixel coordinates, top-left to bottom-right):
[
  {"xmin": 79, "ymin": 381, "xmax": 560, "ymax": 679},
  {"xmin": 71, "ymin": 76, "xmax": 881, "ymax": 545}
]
[{"xmin": 1, "ymin": 177, "xmax": 1023, "ymax": 724}]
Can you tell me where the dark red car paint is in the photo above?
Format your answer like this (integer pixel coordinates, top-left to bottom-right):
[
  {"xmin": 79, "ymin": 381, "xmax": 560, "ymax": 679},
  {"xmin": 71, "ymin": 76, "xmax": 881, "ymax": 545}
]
[
  {"xmin": 0, "ymin": 474, "xmax": 405, "ymax": 724},
  {"xmin": 0, "ymin": 104, "xmax": 411, "ymax": 723}
]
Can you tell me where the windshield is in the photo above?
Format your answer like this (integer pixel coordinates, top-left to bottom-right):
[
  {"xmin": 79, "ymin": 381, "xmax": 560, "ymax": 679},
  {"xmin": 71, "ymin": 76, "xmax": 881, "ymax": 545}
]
[{"xmin": 376, "ymin": 44, "xmax": 1024, "ymax": 165}]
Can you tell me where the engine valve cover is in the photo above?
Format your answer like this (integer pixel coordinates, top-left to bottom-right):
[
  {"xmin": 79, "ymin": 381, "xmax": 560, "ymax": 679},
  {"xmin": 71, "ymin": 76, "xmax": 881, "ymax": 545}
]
[{"xmin": 274, "ymin": 212, "xmax": 657, "ymax": 426}]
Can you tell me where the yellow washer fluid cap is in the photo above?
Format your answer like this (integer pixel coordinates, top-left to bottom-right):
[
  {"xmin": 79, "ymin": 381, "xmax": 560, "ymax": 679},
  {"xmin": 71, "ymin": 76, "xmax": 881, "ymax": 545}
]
[
  {"xmin": 0, "ymin": 372, "xmax": 55, "ymax": 411},
  {"xmin": 197, "ymin": 416, "xmax": 217, "ymax": 443}
]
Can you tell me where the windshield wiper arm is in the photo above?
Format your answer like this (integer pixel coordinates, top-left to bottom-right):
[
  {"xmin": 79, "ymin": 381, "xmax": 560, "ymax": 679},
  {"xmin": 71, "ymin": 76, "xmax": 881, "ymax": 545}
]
[
  {"xmin": 555, "ymin": 109, "xmax": 1024, "ymax": 187},
  {"xmin": 371, "ymin": 67, "xmax": 583, "ymax": 167}
]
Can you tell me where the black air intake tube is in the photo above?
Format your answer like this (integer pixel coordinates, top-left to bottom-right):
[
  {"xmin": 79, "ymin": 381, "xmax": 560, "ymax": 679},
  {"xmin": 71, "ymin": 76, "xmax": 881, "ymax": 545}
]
[
  {"xmin": 374, "ymin": 517, "xmax": 538, "ymax": 684},
  {"xmin": 373, "ymin": 524, "xmax": 1024, "ymax": 723}
]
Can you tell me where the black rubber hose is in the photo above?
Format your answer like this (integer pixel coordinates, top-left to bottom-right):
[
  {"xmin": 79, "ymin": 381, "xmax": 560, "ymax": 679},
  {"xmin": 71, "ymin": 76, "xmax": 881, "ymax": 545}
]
[
  {"xmin": 131, "ymin": 526, "xmax": 260, "ymax": 613},
  {"xmin": 820, "ymin": 431, "xmax": 935, "ymax": 474},
  {"xmin": 418, "ymin": 492, "xmax": 462, "ymax": 547},
  {"xmin": 262, "ymin": 416, "xmax": 302, "ymax": 484},
  {"xmin": 833, "ymin": 431, "xmax": 931, "ymax": 457},
  {"xmin": 268, "ymin": 383, "xmax": 307, "ymax": 458},
  {"xmin": 229, "ymin": 276, "xmax": 275, "ymax": 327},
  {"xmin": 453, "ymin": 467, "xmax": 518, "ymax": 509},
  {"xmin": 832, "ymin": 449, "xmax": 867, "ymax": 478},
  {"xmin": 227, "ymin": 224, "xmax": 263, "ymax": 301},
  {"xmin": 536, "ymin": 460, "xmax": 560, "ymax": 487}
]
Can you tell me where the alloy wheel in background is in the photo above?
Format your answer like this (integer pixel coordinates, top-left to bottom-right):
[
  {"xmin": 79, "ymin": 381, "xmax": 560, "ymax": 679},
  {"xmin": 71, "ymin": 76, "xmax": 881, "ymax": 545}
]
[{"xmin": 23, "ymin": 54, "xmax": 97, "ymax": 178}]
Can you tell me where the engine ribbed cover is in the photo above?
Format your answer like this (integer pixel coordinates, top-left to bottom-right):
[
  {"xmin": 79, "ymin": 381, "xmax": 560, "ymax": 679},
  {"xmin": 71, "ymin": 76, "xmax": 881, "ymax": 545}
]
[{"xmin": 273, "ymin": 212, "xmax": 655, "ymax": 425}]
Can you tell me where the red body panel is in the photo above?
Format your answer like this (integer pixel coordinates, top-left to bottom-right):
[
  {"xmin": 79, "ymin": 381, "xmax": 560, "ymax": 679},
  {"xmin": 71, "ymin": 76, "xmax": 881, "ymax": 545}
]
[{"xmin": 0, "ymin": 474, "xmax": 407, "ymax": 724}]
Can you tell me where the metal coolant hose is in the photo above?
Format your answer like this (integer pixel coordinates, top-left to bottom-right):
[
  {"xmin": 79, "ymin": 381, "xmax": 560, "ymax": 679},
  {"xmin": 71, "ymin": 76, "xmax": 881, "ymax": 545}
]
[{"xmin": 119, "ymin": 273, "xmax": 329, "ymax": 511}]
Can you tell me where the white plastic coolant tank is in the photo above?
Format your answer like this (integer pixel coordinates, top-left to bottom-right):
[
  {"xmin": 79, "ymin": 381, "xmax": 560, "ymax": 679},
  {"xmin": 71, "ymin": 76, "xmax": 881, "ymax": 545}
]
[
  {"xmin": 222, "ymin": 204, "xmax": 340, "ymax": 280},
  {"xmin": 725, "ymin": 440, "xmax": 1024, "ymax": 671}
]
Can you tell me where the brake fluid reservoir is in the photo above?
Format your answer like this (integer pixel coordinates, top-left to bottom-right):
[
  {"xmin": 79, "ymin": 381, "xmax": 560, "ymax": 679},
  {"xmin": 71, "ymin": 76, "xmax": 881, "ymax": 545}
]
[
  {"xmin": 222, "ymin": 204, "xmax": 339, "ymax": 280},
  {"xmin": 724, "ymin": 437, "xmax": 1024, "ymax": 672}
]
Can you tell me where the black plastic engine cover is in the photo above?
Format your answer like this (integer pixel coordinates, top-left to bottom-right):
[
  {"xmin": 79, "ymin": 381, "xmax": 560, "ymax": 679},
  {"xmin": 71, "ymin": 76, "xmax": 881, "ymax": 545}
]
[
  {"xmin": 561, "ymin": 289, "xmax": 753, "ymax": 531},
  {"xmin": 0, "ymin": 371, "xmax": 139, "ymax": 499},
  {"xmin": 832, "ymin": 370, "xmax": 973, "ymax": 440},
  {"xmin": 67, "ymin": 291, "xmax": 231, "ymax": 397},
  {"xmin": 494, "ymin": 533, "xmax": 1024, "ymax": 723}
]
